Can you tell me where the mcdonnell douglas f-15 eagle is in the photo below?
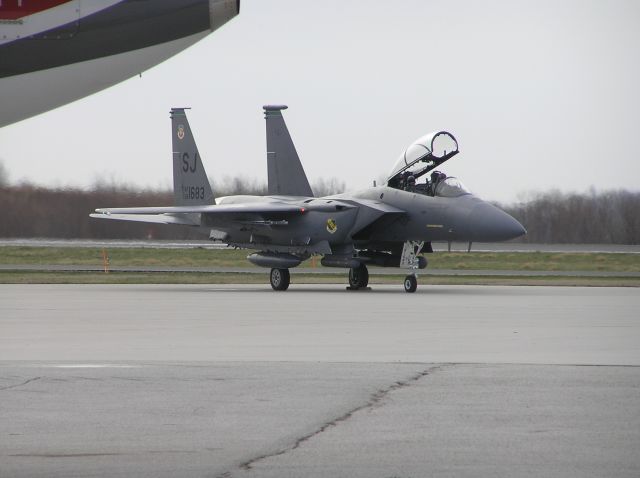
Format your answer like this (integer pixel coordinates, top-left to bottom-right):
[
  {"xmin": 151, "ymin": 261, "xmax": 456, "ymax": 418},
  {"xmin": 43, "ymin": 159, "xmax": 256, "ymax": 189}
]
[{"xmin": 90, "ymin": 106, "xmax": 526, "ymax": 292}]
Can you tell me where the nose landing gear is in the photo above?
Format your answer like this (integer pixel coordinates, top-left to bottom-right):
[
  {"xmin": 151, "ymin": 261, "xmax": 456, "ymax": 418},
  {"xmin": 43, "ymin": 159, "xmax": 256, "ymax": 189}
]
[
  {"xmin": 400, "ymin": 240, "xmax": 425, "ymax": 293},
  {"xmin": 403, "ymin": 274, "xmax": 418, "ymax": 293}
]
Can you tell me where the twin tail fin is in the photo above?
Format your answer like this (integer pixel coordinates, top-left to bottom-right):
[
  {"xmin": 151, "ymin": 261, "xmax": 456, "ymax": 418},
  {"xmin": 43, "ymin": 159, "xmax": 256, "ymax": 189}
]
[
  {"xmin": 264, "ymin": 105, "xmax": 314, "ymax": 197},
  {"xmin": 170, "ymin": 108, "xmax": 215, "ymax": 206}
]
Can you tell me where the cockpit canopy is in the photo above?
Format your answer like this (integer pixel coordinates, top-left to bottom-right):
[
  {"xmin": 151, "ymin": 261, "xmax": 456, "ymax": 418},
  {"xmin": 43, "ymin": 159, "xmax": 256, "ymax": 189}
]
[
  {"xmin": 387, "ymin": 131, "xmax": 459, "ymax": 185},
  {"xmin": 434, "ymin": 177, "xmax": 470, "ymax": 198}
]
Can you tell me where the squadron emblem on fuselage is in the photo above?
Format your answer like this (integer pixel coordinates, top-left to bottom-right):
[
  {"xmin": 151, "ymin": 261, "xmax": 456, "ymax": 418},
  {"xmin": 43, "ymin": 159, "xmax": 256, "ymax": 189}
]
[{"xmin": 326, "ymin": 218, "xmax": 337, "ymax": 234}]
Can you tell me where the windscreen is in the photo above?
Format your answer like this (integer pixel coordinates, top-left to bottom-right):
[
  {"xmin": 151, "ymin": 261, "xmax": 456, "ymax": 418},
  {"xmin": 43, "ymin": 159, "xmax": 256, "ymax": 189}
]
[{"xmin": 434, "ymin": 177, "xmax": 471, "ymax": 198}]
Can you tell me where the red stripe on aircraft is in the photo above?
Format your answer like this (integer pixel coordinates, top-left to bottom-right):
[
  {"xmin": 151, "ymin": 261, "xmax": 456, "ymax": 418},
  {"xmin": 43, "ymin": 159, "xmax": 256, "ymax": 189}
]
[{"xmin": 0, "ymin": 0, "xmax": 72, "ymax": 20}]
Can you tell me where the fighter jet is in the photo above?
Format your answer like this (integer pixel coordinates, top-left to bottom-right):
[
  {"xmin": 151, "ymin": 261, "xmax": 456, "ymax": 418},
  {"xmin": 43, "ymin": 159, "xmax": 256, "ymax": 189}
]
[{"xmin": 90, "ymin": 106, "xmax": 526, "ymax": 292}]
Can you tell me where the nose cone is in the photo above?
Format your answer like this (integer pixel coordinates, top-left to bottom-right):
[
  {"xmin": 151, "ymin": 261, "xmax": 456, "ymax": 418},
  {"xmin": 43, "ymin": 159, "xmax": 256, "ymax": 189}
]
[{"xmin": 468, "ymin": 202, "xmax": 526, "ymax": 242}]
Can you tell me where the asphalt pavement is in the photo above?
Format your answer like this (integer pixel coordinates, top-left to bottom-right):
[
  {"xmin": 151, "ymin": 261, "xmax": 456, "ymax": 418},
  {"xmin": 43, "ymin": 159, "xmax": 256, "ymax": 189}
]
[{"xmin": 1, "ymin": 284, "xmax": 639, "ymax": 477}]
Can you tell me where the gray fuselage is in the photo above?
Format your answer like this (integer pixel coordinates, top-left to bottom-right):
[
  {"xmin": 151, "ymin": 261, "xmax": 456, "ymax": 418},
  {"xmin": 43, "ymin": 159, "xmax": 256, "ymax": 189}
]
[{"xmin": 204, "ymin": 186, "xmax": 524, "ymax": 255}]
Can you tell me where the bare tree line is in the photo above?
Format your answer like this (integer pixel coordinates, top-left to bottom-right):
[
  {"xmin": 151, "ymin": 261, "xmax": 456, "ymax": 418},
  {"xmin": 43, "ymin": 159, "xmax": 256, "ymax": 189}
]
[
  {"xmin": 0, "ymin": 176, "xmax": 637, "ymax": 243},
  {"xmin": 0, "ymin": 183, "xmax": 188, "ymax": 240},
  {"xmin": 0, "ymin": 175, "xmax": 346, "ymax": 240},
  {"xmin": 500, "ymin": 190, "xmax": 640, "ymax": 244},
  {"xmin": 209, "ymin": 176, "xmax": 346, "ymax": 198}
]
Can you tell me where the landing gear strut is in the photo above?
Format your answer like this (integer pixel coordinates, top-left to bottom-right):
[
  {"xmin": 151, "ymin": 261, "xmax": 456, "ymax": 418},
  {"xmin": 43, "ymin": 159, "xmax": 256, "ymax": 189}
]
[
  {"xmin": 348, "ymin": 264, "xmax": 369, "ymax": 290},
  {"xmin": 270, "ymin": 268, "xmax": 290, "ymax": 291}
]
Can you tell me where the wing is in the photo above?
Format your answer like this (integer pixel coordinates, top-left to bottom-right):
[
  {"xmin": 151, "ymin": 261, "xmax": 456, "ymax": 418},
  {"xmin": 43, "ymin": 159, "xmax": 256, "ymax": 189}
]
[
  {"xmin": 88, "ymin": 213, "xmax": 200, "ymax": 226},
  {"xmin": 90, "ymin": 203, "xmax": 308, "ymax": 226},
  {"xmin": 93, "ymin": 203, "xmax": 307, "ymax": 215}
]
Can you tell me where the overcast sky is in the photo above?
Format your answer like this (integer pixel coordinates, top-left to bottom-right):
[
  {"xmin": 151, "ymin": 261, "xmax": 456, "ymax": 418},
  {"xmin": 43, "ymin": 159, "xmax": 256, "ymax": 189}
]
[{"xmin": 1, "ymin": 0, "xmax": 639, "ymax": 203}]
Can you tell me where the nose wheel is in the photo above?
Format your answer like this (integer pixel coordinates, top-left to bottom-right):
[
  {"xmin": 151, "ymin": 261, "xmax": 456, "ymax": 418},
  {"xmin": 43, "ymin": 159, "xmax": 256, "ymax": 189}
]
[
  {"xmin": 403, "ymin": 274, "xmax": 418, "ymax": 293},
  {"xmin": 270, "ymin": 268, "xmax": 290, "ymax": 291}
]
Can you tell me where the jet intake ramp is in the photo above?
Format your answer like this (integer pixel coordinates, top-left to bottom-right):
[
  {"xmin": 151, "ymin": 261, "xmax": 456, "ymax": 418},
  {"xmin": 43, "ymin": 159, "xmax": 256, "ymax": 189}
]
[{"xmin": 264, "ymin": 105, "xmax": 314, "ymax": 197}]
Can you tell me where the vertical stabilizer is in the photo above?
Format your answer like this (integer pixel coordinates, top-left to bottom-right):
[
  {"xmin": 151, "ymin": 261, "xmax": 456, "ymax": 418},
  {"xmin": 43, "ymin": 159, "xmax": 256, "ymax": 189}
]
[
  {"xmin": 170, "ymin": 108, "xmax": 215, "ymax": 206},
  {"xmin": 264, "ymin": 105, "xmax": 314, "ymax": 197}
]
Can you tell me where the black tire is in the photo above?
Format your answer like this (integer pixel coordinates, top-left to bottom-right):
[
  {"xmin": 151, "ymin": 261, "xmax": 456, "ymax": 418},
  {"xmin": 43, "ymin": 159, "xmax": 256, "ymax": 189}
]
[
  {"xmin": 270, "ymin": 268, "xmax": 290, "ymax": 291},
  {"xmin": 348, "ymin": 264, "xmax": 369, "ymax": 289},
  {"xmin": 403, "ymin": 274, "xmax": 417, "ymax": 293}
]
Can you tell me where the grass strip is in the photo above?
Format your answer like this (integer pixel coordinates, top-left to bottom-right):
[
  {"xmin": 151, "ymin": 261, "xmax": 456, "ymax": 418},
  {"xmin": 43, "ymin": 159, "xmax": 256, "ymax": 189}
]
[{"xmin": 1, "ymin": 247, "xmax": 639, "ymax": 272}]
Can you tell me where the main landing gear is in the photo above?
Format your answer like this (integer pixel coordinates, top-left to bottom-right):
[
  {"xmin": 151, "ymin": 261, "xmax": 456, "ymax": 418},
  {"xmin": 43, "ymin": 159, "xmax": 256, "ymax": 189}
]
[
  {"xmin": 348, "ymin": 264, "xmax": 369, "ymax": 290},
  {"xmin": 270, "ymin": 268, "xmax": 290, "ymax": 291}
]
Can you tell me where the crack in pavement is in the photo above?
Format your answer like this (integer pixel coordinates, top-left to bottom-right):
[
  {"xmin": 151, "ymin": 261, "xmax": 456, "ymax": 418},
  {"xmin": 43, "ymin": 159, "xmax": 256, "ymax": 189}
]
[
  {"xmin": 0, "ymin": 376, "xmax": 41, "ymax": 391},
  {"xmin": 219, "ymin": 364, "xmax": 450, "ymax": 477}
]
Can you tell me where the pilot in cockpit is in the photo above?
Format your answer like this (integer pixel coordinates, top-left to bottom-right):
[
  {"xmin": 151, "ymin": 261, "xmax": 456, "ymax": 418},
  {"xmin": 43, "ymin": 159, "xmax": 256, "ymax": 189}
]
[
  {"xmin": 405, "ymin": 175, "xmax": 416, "ymax": 192},
  {"xmin": 427, "ymin": 171, "xmax": 446, "ymax": 196}
]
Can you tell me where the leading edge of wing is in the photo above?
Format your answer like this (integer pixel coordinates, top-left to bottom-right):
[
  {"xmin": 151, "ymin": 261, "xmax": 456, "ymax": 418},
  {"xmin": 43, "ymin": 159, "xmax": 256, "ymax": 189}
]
[
  {"xmin": 93, "ymin": 203, "xmax": 308, "ymax": 216},
  {"xmin": 89, "ymin": 213, "xmax": 199, "ymax": 226}
]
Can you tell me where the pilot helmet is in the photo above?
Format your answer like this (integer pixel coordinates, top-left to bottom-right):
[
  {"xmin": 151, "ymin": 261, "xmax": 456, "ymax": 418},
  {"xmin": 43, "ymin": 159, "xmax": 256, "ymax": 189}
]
[
  {"xmin": 407, "ymin": 175, "xmax": 416, "ymax": 185},
  {"xmin": 431, "ymin": 171, "xmax": 445, "ymax": 182}
]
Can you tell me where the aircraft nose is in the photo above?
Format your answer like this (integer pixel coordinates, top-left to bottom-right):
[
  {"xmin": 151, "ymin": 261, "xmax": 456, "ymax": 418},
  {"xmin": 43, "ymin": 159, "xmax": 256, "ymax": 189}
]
[{"xmin": 468, "ymin": 202, "xmax": 526, "ymax": 241}]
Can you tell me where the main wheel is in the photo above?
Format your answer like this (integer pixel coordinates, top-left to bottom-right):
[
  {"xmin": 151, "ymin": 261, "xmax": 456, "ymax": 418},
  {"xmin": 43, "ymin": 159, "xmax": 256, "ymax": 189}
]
[
  {"xmin": 348, "ymin": 264, "xmax": 369, "ymax": 289},
  {"xmin": 403, "ymin": 274, "xmax": 418, "ymax": 293},
  {"xmin": 270, "ymin": 268, "xmax": 290, "ymax": 291}
]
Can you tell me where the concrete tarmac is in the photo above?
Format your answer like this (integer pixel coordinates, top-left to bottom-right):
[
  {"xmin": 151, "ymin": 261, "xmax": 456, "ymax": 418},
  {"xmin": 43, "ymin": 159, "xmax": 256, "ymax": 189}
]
[
  {"xmin": 1, "ymin": 284, "xmax": 639, "ymax": 477},
  {"xmin": 1, "ymin": 284, "xmax": 638, "ymax": 364},
  {"xmin": 3, "ymin": 263, "xmax": 640, "ymax": 277}
]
